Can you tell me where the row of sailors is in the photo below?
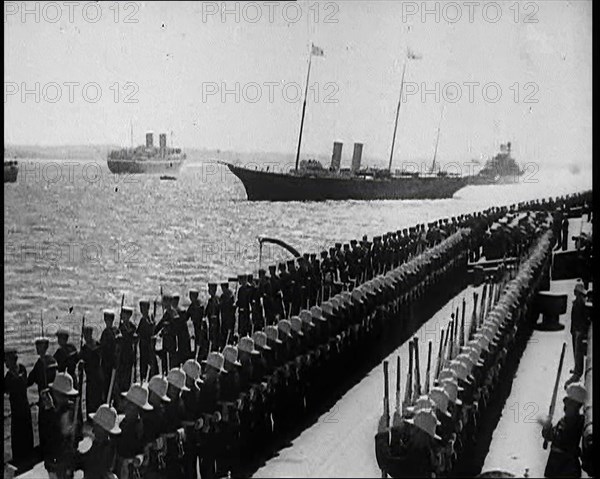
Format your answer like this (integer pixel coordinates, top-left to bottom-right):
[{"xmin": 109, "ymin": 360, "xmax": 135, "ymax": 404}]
[
  {"xmin": 375, "ymin": 218, "xmax": 589, "ymax": 477},
  {"xmin": 10, "ymin": 215, "xmax": 478, "ymax": 478},
  {"xmin": 5, "ymin": 192, "xmax": 588, "ymax": 473}
]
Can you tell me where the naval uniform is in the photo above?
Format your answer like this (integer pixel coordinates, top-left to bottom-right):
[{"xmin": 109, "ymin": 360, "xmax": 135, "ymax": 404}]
[{"xmin": 4, "ymin": 364, "xmax": 34, "ymax": 464}]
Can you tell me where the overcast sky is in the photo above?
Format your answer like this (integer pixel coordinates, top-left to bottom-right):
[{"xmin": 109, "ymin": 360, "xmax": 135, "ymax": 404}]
[{"xmin": 4, "ymin": 1, "xmax": 592, "ymax": 167}]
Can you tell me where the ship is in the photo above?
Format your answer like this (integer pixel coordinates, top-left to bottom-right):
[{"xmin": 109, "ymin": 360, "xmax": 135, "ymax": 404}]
[
  {"xmin": 4, "ymin": 160, "xmax": 19, "ymax": 183},
  {"xmin": 470, "ymin": 142, "xmax": 523, "ymax": 185},
  {"xmin": 225, "ymin": 47, "xmax": 471, "ymax": 201},
  {"xmin": 107, "ymin": 132, "xmax": 186, "ymax": 175},
  {"xmin": 224, "ymin": 142, "xmax": 469, "ymax": 201}
]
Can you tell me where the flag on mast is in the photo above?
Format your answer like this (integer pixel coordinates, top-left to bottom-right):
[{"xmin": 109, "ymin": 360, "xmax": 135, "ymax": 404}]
[
  {"xmin": 311, "ymin": 44, "xmax": 325, "ymax": 57},
  {"xmin": 407, "ymin": 48, "xmax": 422, "ymax": 60}
]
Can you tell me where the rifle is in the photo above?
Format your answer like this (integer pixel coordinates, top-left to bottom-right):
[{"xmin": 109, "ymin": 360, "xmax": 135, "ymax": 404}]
[
  {"xmin": 413, "ymin": 337, "xmax": 421, "ymax": 401},
  {"xmin": 395, "ymin": 355, "xmax": 401, "ymax": 413},
  {"xmin": 469, "ymin": 292, "xmax": 479, "ymax": 340},
  {"xmin": 107, "ymin": 368, "xmax": 117, "ymax": 407},
  {"xmin": 435, "ymin": 328, "xmax": 445, "ymax": 379},
  {"xmin": 72, "ymin": 361, "xmax": 85, "ymax": 449},
  {"xmin": 120, "ymin": 293, "xmax": 125, "ymax": 320},
  {"xmin": 80, "ymin": 315, "xmax": 85, "ymax": 349},
  {"xmin": 383, "ymin": 360, "xmax": 390, "ymax": 421},
  {"xmin": 403, "ymin": 340, "xmax": 413, "ymax": 411},
  {"xmin": 460, "ymin": 298, "xmax": 466, "ymax": 347},
  {"xmin": 382, "ymin": 360, "xmax": 390, "ymax": 479},
  {"xmin": 543, "ymin": 342, "xmax": 566, "ymax": 449},
  {"xmin": 424, "ymin": 340, "xmax": 432, "ymax": 392}
]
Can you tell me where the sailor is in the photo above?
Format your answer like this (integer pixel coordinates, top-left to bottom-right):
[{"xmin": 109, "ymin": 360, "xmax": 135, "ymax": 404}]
[
  {"xmin": 54, "ymin": 329, "xmax": 79, "ymax": 387},
  {"xmin": 181, "ymin": 359, "xmax": 204, "ymax": 479},
  {"xmin": 117, "ymin": 307, "xmax": 138, "ymax": 393},
  {"xmin": 287, "ymin": 260, "xmax": 302, "ymax": 316},
  {"xmin": 565, "ymin": 281, "xmax": 589, "ymax": 386},
  {"xmin": 4, "ymin": 348, "xmax": 34, "ymax": 465},
  {"xmin": 154, "ymin": 295, "xmax": 178, "ymax": 372},
  {"xmin": 79, "ymin": 325, "xmax": 105, "ymax": 412},
  {"xmin": 99, "ymin": 310, "xmax": 121, "ymax": 399},
  {"xmin": 163, "ymin": 368, "xmax": 188, "ymax": 479},
  {"xmin": 142, "ymin": 375, "xmax": 171, "ymax": 479},
  {"xmin": 44, "ymin": 372, "xmax": 79, "ymax": 479},
  {"xmin": 116, "ymin": 383, "xmax": 152, "ymax": 479},
  {"xmin": 218, "ymin": 345, "xmax": 243, "ymax": 477},
  {"xmin": 376, "ymin": 408, "xmax": 441, "ymax": 478},
  {"xmin": 187, "ymin": 289, "xmax": 205, "ymax": 351},
  {"xmin": 539, "ymin": 383, "xmax": 586, "ymax": 478},
  {"xmin": 77, "ymin": 403, "xmax": 121, "ymax": 479},
  {"xmin": 205, "ymin": 283, "xmax": 221, "ymax": 351},
  {"xmin": 560, "ymin": 216, "xmax": 569, "ymax": 251},
  {"xmin": 278, "ymin": 262, "xmax": 292, "ymax": 316},
  {"xmin": 220, "ymin": 282, "xmax": 236, "ymax": 348},
  {"xmin": 136, "ymin": 300, "xmax": 157, "ymax": 381},
  {"xmin": 27, "ymin": 337, "xmax": 58, "ymax": 454},
  {"xmin": 251, "ymin": 276, "xmax": 265, "ymax": 333},
  {"xmin": 236, "ymin": 337, "xmax": 260, "ymax": 462},
  {"xmin": 199, "ymin": 352, "xmax": 227, "ymax": 479},
  {"xmin": 268, "ymin": 264, "xmax": 284, "ymax": 320},
  {"xmin": 174, "ymin": 306, "xmax": 192, "ymax": 366},
  {"xmin": 237, "ymin": 274, "xmax": 252, "ymax": 338}
]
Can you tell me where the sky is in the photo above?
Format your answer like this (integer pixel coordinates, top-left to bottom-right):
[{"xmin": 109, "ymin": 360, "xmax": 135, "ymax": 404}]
[{"xmin": 4, "ymin": 1, "xmax": 593, "ymax": 168}]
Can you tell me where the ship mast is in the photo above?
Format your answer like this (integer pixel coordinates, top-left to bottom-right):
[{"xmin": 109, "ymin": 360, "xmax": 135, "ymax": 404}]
[
  {"xmin": 294, "ymin": 44, "xmax": 324, "ymax": 171},
  {"xmin": 388, "ymin": 61, "xmax": 407, "ymax": 173},
  {"xmin": 130, "ymin": 120, "xmax": 134, "ymax": 148},
  {"xmin": 430, "ymin": 103, "xmax": 445, "ymax": 174}
]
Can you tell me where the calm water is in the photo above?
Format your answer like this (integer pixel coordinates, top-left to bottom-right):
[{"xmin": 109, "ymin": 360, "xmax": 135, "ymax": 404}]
[{"xmin": 4, "ymin": 157, "xmax": 591, "ymax": 370}]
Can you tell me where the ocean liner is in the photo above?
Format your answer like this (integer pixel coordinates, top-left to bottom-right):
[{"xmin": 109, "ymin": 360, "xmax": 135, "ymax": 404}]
[
  {"xmin": 107, "ymin": 132, "xmax": 186, "ymax": 175},
  {"xmin": 225, "ymin": 45, "xmax": 471, "ymax": 201},
  {"xmin": 4, "ymin": 160, "xmax": 19, "ymax": 183}
]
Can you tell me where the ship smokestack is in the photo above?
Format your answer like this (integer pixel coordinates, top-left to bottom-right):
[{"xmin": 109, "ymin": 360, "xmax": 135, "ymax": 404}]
[
  {"xmin": 159, "ymin": 133, "xmax": 167, "ymax": 149},
  {"xmin": 507, "ymin": 141, "xmax": 511, "ymax": 155},
  {"xmin": 351, "ymin": 142, "xmax": 363, "ymax": 173},
  {"xmin": 331, "ymin": 141, "xmax": 343, "ymax": 171},
  {"xmin": 146, "ymin": 132, "xmax": 154, "ymax": 148}
]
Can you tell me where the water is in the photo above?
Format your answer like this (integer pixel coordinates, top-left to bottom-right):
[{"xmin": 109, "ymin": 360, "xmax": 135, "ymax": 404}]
[{"xmin": 4, "ymin": 156, "xmax": 591, "ymax": 372}]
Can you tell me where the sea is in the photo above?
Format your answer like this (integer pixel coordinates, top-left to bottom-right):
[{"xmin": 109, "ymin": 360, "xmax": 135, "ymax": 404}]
[
  {"xmin": 3, "ymin": 155, "xmax": 591, "ymax": 458},
  {"xmin": 4, "ymin": 157, "xmax": 591, "ymax": 369}
]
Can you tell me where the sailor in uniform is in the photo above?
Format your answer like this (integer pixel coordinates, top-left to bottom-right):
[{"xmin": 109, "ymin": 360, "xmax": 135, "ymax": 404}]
[
  {"xmin": 99, "ymin": 310, "xmax": 121, "ymax": 399},
  {"xmin": 79, "ymin": 325, "xmax": 105, "ymax": 413},
  {"xmin": 27, "ymin": 337, "xmax": 58, "ymax": 455},
  {"xmin": 54, "ymin": 329, "xmax": 79, "ymax": 387},
  {"xmin": 205, "ymin": 283, "xmax": 221, "ymax": 351},
  {"xmin": 116, "ymin": 383, "xmax": 152, "ymax": 479},
  {"xmin": 136, "ymin": 300, "xmax": 157, "ymax": 381},
  {"xmin": 4, "ymin": 348, "xmax": 34, "ymax": 465}
]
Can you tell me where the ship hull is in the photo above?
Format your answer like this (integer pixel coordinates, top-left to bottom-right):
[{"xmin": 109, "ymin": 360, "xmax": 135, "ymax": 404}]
[
  {"xmin": 4, "ymin": 164, "xmax": 18, "ymax": 183},
  {"xmin": 107, "ymin": 158, "xmax": 185, "ymax": 175},
  {"xmin": 226, "ymin": 164, "xmax": 469, "ymax": 201}
]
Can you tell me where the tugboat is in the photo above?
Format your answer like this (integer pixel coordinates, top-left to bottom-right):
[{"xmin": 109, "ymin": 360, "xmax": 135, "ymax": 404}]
[
  {"xmin": 107, "ymin": 132, "xmax": 186, "ymax": 175},
  {"xmin": 470, "ymin": 142, "xmax": 523, "ymax": 185},
  {"xmin": 4, "ymin": 160, "xmax": 19, "ymax": 183}
]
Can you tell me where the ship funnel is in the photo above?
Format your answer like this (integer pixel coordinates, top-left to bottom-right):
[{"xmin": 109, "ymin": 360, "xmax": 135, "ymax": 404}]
[
  {"xmin": 351, "ymin": 142, "xmax": 363, "ymax": 173},
  {"xmin": 159, "ymin": 133, "xmax": 167, "ymax": 149},
  {"xmin": 331, "ymin": 142, "xmax": 343, "ymax": 171},
  {"xmin": 146, "ymin": 132, "xmax": 154, "ymax": 148}
]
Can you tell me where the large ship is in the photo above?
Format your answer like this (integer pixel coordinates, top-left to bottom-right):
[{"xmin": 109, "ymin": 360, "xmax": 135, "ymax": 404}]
[
  {"xmin": 224, "ymin": 142, "xmax": 469, "ymax": 201},
  {"xmin": 4, "ymin": 160, "xmax": 19, "ymax": 183},
  {"xmin": 107, "ymin": 132, "xmax": 186, "ymax": 175},
  {"xmin": 225, "ymin": 46, "xmax": 471, "ymax": 201},
  {"xmin": 470, "ymin": 142, "xmax": 523, "ymax": 185}
]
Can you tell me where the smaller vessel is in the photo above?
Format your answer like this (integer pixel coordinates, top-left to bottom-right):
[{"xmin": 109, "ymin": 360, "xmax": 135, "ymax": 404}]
[
  {"xmin": 159, "ymin": 175, "xmax": 177, "ymax": 181},
  {"xmin": 107, "ymin": 131, "xmax": 186, "ymax": 175},
  {"xmin": 471, "ymin": 142, "xmax": 523, "ymax": 185},
  {"xmin": 4, "ymin": 160, "xmax": 19, "ymax": 183}
]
